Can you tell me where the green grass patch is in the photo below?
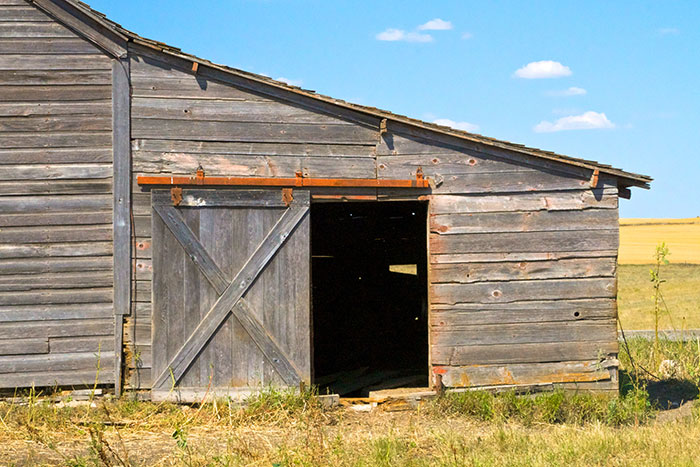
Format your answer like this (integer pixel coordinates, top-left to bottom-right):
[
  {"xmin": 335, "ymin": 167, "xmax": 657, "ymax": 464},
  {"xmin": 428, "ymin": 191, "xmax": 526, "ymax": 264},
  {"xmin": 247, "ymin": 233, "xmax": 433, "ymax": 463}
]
[{"xmin": 428, "ymin": 388, "xmax": 653, "ymax": 426}]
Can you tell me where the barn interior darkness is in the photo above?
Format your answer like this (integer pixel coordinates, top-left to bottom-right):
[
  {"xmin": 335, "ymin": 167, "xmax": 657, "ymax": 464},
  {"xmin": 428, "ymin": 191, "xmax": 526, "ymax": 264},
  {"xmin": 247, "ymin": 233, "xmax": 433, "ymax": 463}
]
[{"xmin": 311, "ymin": 201, "xmax": 429, "ymax": 396}]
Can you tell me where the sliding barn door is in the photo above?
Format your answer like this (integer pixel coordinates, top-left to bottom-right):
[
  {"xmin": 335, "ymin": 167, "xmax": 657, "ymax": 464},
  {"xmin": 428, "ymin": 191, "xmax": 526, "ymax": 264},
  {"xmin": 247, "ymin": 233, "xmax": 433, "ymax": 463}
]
[{"xmin": 150, "ymin": 189, "xmax": 310, "ymax": 397}]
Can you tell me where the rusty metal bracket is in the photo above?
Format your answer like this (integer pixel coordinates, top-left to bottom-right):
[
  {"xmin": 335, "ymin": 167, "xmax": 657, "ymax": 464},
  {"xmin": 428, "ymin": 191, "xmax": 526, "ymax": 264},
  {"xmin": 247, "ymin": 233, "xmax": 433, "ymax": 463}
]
[
  {"xmin": 191, "ymin": 61, "xmax": 199, "ymax": 73},
  {"xmin": 282, "ymin": 188, "xmax": 294, "ymax": 206},
  {"xmin": 195, "ymin": 166, "xmax": 206, "ymax": 184},
  {"xmin": 379, "ymin": 118, "xmax": 388, "ymax": 135},
  {"xmin": 590, "ymin": 168, "xmax": 600, "ymax": 188},
  {"xmin": 416, "ymin": 167, "xmax": 424, "ymax": 185},
  {"xmin": 170, "ymin": 186, "xmax": 183, "ymax": 206}
]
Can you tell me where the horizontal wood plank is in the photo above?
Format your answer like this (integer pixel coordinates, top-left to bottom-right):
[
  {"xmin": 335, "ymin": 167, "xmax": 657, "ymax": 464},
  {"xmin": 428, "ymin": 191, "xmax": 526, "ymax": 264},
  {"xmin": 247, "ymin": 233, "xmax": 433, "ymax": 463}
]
[
  {"xmin": 132, "ymin": 139, "xmax": 375, "ymax": 157},
  {"xmin": 49, "ymin": 335, "xmax": 114, "ymax": 353},
  {"xmin": 430, "ymin": 229, "xmax": 619, "ymax": 254},
  {"xmin": 0, "ymin": 54, "xmax": 111, "ymax": 70},
  {"xmin": 0, "ymin": 350, "xmax": 114, "ymax": 374},
  {"xmin": 0, "ymin": 288, "xmax": 113, "ymax": 305},
  {"xmin": 0, "ymin": 257, "xmax": 111, "ymax": 275},
  {"xmin": 430, "ymin": 250, "xmax": 619, "ymax": 264},
  {"xmin": 0, "ymin": 271, "xmax": 112, "ymax": 291},
  {"xmin": 436, "ymin": 360, "xmax": 613, "ymax": 388},
  {"xmin": 134, "ymin": 151, "xmax": 376, "ymax": 179},
  {"xmin": 0, "ymin": 368, "xmax": 114, "ymax": 389},
  {"xmin": 133, "ymin": 97, "xmax": 353, "ymax": 124},
  {"xmin": 0, "ymin": 338, "xmax": 48, "ymax": 356},
  {"xmin": 0, "ymin": 163, "xmax": 111, "ymax": 180},
  {"xmin": 429, "ymin": 298, "xmax": 616, "ymax": 326},
  {"xmin": 0, "ymin": 116, "xmax": 110, "ymax": 133},
  {"xmin": 0, "ymin": 179, "xmax": 112, "ymax": 195},
  {"xmin": 429, "ymin": 188, "xmax": 617, "ymax": 215},
  {"xmin": 0, "ymin": 211, "xmax": 112, "ymax": 228},
  {"xmin": 430, "ymin": 257, "xmax": 616, "ymax": 283},
  {"xmin": 0, "ymin": 303, "xmax": 113, "ymax": 322},
  {"xmin": 431, "ymin": 320, "xmax": 617, "ymax": 346},
  {"xmin": 132, "ymin": 118, "xmax": 378, "ymax": 144},
  {"xmin": 0, "ymin": 6, "xmax": 53, "ymax": 21},
  {"xmin": 0, "ymin": 194, "xmax": 111, "ymax": 213},
  {"xmin": 0, "ymin": 39, "xmax": 102, "ymax": 55},
  {"xmin": 430, "ymin": 277, "xmax": 617, "ymax": 305},
  {"xmin": 0, "ymin": 22, "xmax": 78, "ymax": 38},
  {"xmin": 0, "ymin": 318, "xmax": 114, "ymax": 339},
  {"xmin": 432, "ymin": 340, "xmax": 619, "ymax": 366},
  {"xmin": 0, "ymin": 85, "xmax": 111, "ymax": 102},
  {"xmin": 0, "ymin": 241, "xmax": 112, "ymax": 259},
  {"xmin": 0, "ymin": 103, "xmax": 111, "ymax": 118},
  {"xmin": 431, "ymin": 209, "xmax": 618, "ymax": 235},
  {"xmin": 0, "ymin": 131, "xmax": 111, "ymax": 148}
]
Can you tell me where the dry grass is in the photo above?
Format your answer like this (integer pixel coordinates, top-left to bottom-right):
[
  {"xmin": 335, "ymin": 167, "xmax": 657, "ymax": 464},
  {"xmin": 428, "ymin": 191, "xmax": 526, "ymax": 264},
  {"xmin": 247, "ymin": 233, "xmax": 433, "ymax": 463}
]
[
  {"xmin": 0, "ymin": 380, "xmax": 697, "ymax": 466},
  {"xmin": 618, "ymin": 263, "xmax": 700, "ymax": 330},
  {"xmin": 619, "ymin": 217, "xmax": 700, "ymax": 264}
]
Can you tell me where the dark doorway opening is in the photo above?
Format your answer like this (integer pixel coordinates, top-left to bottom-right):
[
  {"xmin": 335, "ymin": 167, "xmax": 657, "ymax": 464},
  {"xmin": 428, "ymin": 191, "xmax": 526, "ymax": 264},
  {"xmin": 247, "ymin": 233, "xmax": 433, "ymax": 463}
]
[{"xmin": 311, "ymin": 201, "xmax": 429, "ymax": 397}]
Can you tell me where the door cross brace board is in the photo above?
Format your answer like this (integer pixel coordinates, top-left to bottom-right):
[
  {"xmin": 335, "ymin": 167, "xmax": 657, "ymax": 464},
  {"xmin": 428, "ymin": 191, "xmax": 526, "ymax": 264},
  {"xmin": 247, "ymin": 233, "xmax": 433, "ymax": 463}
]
[{"xmin": 151, "ymin": 193, "xmax": 309, "ymax": 389}]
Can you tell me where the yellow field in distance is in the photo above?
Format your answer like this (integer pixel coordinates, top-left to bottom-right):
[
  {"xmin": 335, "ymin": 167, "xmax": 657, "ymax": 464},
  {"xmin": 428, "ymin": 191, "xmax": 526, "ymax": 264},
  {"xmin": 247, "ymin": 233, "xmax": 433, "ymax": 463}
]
[{"xmin": 619, "ymin": 217, "xmax": 700, "ymax": 264}]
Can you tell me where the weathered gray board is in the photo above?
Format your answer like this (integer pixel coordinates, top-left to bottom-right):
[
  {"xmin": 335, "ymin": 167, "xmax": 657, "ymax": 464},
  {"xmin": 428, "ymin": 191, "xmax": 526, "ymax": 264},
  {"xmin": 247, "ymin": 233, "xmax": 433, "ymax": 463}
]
[
  {"xmin": 150, "ymin": 189, "xmax": 310, "ymax": 399},
  {"xmin": 0, "ymin": 1, "xmax": 114, "ymax": 389}
]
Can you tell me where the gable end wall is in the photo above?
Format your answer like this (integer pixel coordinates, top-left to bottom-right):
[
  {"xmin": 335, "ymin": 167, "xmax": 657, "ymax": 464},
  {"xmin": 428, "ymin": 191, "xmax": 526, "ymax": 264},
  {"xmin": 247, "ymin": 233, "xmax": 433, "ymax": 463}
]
[{"xmin": 125, "ymin": 44, "xmax": 620, "ymax": 392}]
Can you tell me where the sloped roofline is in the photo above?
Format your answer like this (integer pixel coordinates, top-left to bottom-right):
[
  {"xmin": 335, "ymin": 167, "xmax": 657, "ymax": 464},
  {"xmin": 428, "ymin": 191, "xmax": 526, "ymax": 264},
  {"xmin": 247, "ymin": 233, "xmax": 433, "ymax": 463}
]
[{"xmin": 31, "ymin": 0, "xmax": 652, "ymax": 189}]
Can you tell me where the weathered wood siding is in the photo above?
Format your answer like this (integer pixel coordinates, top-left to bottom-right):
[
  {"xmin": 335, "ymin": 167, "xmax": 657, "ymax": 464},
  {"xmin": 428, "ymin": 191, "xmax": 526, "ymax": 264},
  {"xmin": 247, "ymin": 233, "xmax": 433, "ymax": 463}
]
[
  {"xmin": 126, "ymin": 44, "xmax": 619, "ymax": 392},
  {"xmin": 378, "ymin": 122, "xmax": 619, "ymax": 391},
  {"xmin": 127, "ymin": 44, "xmax": 380, "ymax": 388},
  {"xmin": 0, "ymin": 2, "xmax": 114, "ymax": 388}
]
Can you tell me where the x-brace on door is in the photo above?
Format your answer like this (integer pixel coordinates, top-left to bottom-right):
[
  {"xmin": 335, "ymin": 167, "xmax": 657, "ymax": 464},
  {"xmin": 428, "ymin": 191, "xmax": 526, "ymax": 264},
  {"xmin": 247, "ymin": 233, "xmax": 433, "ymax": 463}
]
[{"xmin": 150, "ymin": 188, "xmax": 310, "ymax": 395}]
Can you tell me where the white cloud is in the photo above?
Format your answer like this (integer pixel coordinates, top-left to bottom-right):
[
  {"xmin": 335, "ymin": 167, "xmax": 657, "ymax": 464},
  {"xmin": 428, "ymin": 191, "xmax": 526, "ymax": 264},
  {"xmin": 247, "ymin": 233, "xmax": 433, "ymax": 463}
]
[
  {"xmin": 546, "ymin": 86, "xmax": 587, "ymax": 97},
  {"xmin": 534, "ymin": 111, "xmax": 615, "ymax": 133},
  {"xmin": 276, "ymin": 77, "xmax": 303, "ymax": 87},
  {"xmin": 418, "ymin": 18, "xmax": 453, "ymax": 31},
  {"xmin": 376, "ymin": 28, "xmax": 433, "ymax": 42},
  {"xmin": 514, "ymin": 60, "xmax": 572, "ymax": 79},
  {"xmin": 461, "ymin": 32, "xmax": 473, "ymax": 39},
  {"xmin": 657, "ymin": 27, "xmax": 680, "ymax": 36},
  {"xmin": 433, "ymin": 118, "xmax": 480, "ymax": 133}
]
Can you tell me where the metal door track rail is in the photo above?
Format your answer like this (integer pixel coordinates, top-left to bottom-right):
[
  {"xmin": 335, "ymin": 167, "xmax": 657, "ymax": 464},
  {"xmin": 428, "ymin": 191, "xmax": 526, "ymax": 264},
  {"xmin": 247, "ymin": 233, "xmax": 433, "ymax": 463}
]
[{"xmin": 137, "ymin": 168, "xmax": 430, "ymax": 189}]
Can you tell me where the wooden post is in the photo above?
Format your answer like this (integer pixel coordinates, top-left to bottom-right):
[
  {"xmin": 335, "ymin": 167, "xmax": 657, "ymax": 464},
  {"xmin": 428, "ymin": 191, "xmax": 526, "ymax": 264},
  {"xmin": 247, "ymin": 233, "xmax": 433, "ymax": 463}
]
[{"xmin": 112, "ymin": 57, "xmax": 131, "ymax": 396}]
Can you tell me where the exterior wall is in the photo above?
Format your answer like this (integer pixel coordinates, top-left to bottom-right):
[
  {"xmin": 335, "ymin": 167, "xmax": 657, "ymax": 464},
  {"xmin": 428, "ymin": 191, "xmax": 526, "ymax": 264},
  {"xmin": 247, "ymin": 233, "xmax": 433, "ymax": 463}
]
[
  {"xmin": 378, "ymin": 123, "xmax": 620, "ymax": 391},
  {"xmin": 126, "ymin": 44, "xmax": 380, "ymax": 388},
  {"xmin": 125, "ymin": 45, "xmax": 619, "ymax": 392},
  {"xmin": 0, "ymin": 2, "xmax": 114, "ymax": 388}
]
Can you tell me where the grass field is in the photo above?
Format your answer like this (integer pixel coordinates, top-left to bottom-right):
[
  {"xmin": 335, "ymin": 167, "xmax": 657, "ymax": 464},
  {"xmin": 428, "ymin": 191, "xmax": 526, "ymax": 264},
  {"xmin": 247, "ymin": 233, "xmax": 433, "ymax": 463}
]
[
  {"xmin": 619, "ymin": 217, "xmax": 700, "ymax": 264},
  {"xmin": 617, "ymin": 217, "xmax": 700, "ymax": 330},
  {"xmin": 618, "ymin": 263, "xmax": 700, "ymax": 330}
]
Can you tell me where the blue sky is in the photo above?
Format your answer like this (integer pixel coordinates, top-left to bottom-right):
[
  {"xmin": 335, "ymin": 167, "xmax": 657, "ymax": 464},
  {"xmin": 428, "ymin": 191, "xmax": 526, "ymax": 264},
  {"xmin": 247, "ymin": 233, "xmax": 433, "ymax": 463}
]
[{"xmin": 89, "ymin": 0, "xmax": 699, "ymax": 218}]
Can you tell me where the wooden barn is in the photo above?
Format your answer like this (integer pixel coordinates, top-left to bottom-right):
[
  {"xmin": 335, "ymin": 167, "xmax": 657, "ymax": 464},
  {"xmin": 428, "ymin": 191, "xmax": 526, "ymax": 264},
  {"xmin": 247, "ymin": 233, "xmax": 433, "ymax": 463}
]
[{"xmin": 0, "ymin": 0, "xmax": 652, "ymax": 399}]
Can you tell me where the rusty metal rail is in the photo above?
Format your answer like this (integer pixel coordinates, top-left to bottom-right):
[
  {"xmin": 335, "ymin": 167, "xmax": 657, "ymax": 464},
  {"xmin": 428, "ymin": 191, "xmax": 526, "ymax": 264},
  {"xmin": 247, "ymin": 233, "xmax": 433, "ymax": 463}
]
[{"xmin": 137, "ymin": 168, "xmax": 430, "ymax": 189}]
